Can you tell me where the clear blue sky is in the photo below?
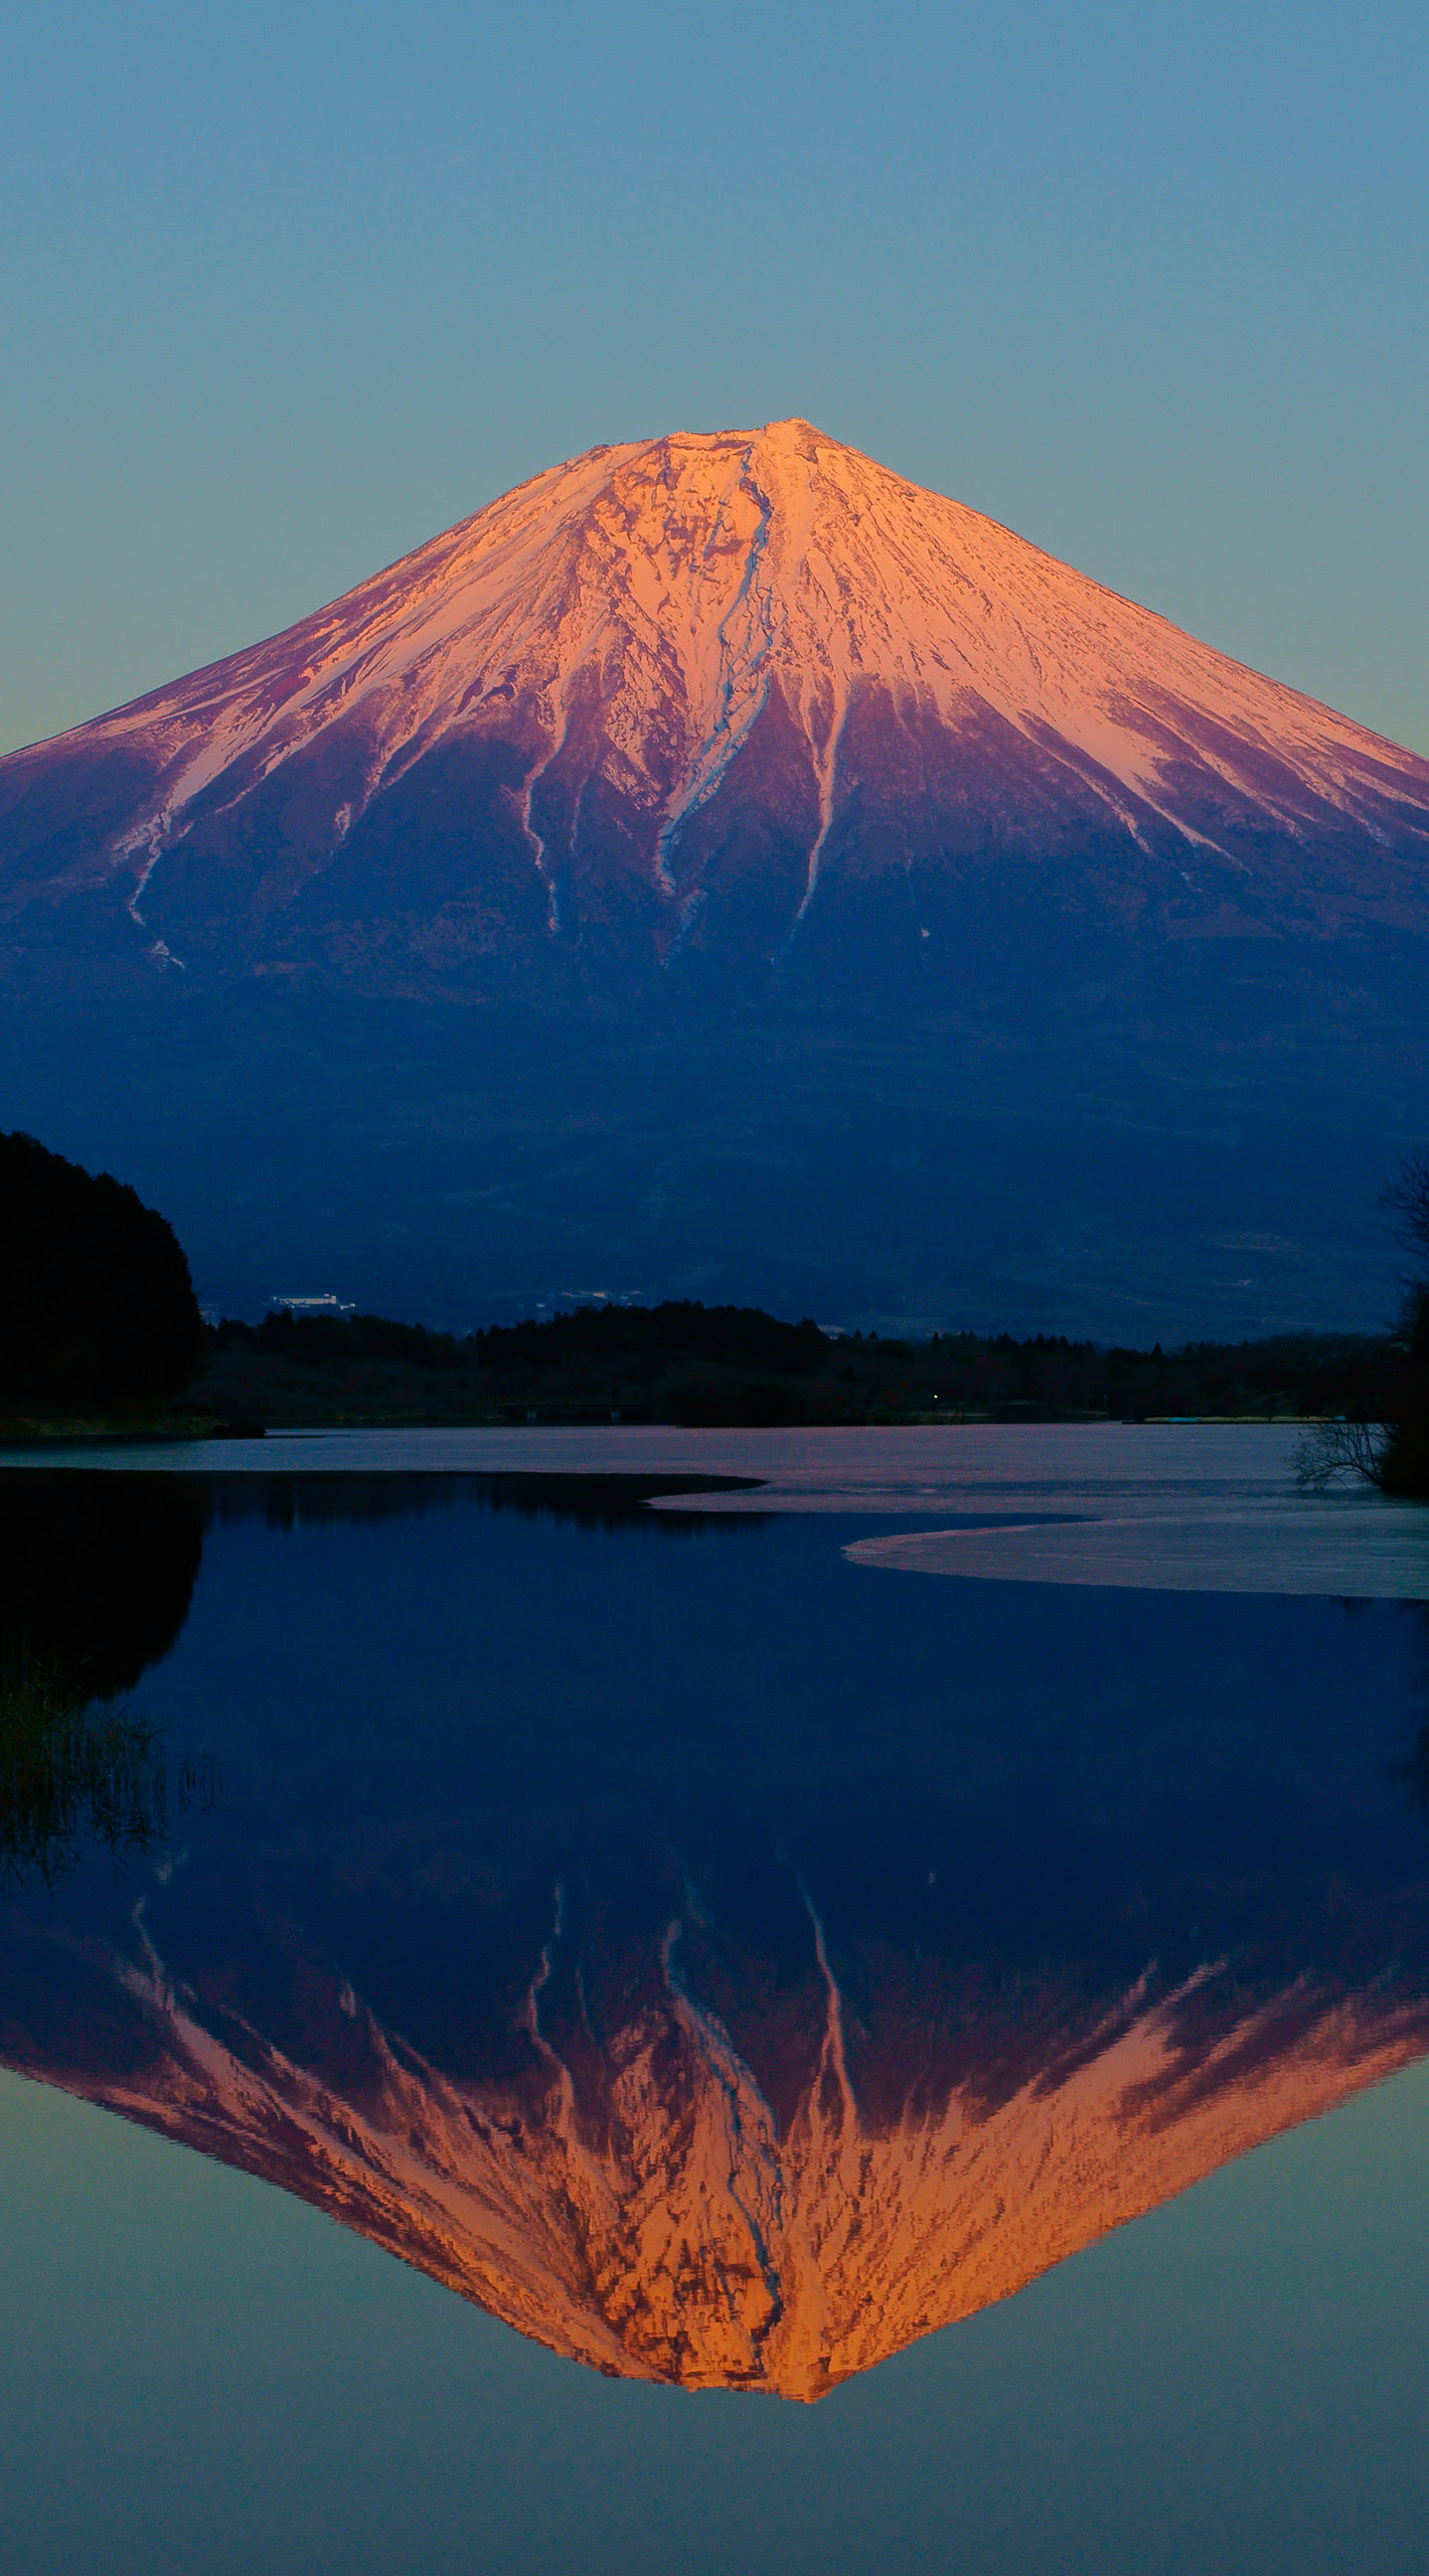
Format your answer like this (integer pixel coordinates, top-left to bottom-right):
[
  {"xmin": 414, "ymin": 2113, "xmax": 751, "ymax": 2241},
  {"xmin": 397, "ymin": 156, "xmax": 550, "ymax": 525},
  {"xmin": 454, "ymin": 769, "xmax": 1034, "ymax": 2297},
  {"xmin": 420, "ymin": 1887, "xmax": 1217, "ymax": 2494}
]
[{"xmin": 2, "ymin": 0, "xmax": 1425, "ymax": 756}]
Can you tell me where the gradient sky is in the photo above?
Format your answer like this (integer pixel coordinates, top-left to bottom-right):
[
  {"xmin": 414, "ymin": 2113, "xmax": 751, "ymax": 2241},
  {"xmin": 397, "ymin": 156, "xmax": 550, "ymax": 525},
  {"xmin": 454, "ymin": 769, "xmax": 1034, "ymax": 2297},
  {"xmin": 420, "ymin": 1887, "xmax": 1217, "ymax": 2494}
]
[{"xmin": 2, "ymin": 0, "xmax": 1425, "ymax": 759}]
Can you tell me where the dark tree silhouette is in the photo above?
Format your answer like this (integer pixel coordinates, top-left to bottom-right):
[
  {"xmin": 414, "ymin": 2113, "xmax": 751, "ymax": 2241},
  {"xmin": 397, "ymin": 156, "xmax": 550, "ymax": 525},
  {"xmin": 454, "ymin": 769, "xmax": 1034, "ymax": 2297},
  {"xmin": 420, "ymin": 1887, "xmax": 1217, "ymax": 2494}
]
[
  {"xmin": 1378, "ymin": 1146, "xmax": 1429, "ymax": 1499},
  {"xmin": 0, "ymin": 1130, "xmax": 203, "ymax": 1410},
  {"xmin": 1295, "ymin": 1144, "xmax": 1429, "ymax": 1496},
  {"xmin": 1380, "ymin": 1147, "xmax": 1429, "ymax": 1273}
]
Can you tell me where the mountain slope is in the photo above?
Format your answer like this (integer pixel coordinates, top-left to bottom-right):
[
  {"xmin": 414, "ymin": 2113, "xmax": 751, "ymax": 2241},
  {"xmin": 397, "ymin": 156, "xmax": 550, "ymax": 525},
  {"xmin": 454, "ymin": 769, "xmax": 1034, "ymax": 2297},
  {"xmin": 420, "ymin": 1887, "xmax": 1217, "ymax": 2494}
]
[{"xmin": 4, "ymin": 418, "xmax": 1427, "ymax": 987}]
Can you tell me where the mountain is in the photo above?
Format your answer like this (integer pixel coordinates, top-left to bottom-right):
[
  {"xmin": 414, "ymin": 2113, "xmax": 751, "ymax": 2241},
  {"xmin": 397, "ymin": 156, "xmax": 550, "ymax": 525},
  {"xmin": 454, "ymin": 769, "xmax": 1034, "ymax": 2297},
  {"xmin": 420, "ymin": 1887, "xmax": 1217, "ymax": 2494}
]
[
  {"xmin": 2, "ymin": 421, "xmax": 1427, "ymax": 1330},
  {"xmin": 5, "ymin": 417, "xmax": 1428, "ymax": 983}
]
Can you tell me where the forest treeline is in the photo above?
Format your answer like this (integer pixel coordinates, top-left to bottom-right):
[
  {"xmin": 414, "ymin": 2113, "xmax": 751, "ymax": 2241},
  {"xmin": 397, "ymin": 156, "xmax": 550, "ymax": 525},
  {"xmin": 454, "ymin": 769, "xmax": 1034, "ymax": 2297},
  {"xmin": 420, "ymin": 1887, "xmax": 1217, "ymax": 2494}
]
[
  {"xmin": 2, "ymin": 1122, "xmax": 1425, "ymax": 1487},
  {"xmin": 200, "ymin": 1300, "xmax": 1408, "ymax": 1431}
]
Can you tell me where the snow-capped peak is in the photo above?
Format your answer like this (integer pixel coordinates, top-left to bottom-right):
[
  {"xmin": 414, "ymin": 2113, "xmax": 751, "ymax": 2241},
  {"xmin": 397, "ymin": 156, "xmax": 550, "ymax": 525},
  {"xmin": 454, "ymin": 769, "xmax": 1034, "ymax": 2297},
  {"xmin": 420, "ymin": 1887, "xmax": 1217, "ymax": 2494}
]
[{"xmin": 8, "ymin": 419, "xmax": 1428, "ymax": 956}]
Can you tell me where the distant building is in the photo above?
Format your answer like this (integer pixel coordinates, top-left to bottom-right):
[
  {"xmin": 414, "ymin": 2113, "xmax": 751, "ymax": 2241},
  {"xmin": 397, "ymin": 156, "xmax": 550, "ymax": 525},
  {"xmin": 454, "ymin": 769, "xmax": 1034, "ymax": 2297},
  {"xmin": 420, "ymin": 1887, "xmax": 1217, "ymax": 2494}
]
[{"xmin": 269, "ymin": 1294, "xmax": 357, "ymax": 1317}]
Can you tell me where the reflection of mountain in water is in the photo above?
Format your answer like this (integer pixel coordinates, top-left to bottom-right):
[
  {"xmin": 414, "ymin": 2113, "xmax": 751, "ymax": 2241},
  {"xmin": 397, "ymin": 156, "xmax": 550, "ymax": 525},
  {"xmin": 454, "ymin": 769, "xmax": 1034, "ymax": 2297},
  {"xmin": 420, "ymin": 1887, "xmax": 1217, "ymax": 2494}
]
[
  {"xmin": 4, "ymin": 1477, "xmax": 1429, "ymax": 2396},
  {"xmin": 31, "ymin": 1883, "xmax": 1428, "ymax": 2399}
]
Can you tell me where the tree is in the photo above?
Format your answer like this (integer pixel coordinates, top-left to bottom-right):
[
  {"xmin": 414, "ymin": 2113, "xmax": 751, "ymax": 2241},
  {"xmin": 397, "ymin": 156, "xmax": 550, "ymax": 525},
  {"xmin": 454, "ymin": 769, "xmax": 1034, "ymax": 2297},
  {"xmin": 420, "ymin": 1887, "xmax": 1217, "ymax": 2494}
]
[
  {"xmin": 1379, "ymin": 1297, "xmax": 1429, "ymax": 1497},
  {"xmin": 1380, "ymin": 1146, "xmax": 1429, "ymax": 1277},
  {"xmin": 1297, "ymin": 1143, "xmax": 1429, "ymax": 1497},
  {"xmin": 1377, "ymin": 1147, "xmax": 1429, "ymax": 1498},
  {"xmin": 0, "ymin": 1131, "xmax": 204, "ymax": 1411}
]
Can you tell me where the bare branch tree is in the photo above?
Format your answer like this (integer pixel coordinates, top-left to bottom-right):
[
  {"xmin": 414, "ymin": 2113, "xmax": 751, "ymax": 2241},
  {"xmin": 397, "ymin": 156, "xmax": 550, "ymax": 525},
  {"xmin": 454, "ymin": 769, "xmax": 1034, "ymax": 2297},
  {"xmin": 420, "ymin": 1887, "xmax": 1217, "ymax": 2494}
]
[
  {"xmin": 1294, "ymin": 1416, "xmax": 1389, "ymax": 1490},
  {"xmin": 1294, "ymin": 1148, "xmax": 1429, "ymax": 1498}
]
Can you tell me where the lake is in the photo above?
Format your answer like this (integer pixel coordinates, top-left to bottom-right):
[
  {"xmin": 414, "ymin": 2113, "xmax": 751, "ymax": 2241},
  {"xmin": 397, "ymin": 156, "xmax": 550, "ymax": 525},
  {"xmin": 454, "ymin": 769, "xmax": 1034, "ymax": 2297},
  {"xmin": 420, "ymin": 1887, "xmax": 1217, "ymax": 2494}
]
[{"xmin": 2, "ymin": 1426, "xmax": 1429, "ymax": 2572}]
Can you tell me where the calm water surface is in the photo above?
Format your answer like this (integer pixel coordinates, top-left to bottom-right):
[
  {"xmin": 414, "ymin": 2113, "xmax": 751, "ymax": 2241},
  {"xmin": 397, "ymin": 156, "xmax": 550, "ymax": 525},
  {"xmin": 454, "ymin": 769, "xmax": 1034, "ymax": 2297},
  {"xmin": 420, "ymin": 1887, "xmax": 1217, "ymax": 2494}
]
[{"xmin": 2, "ymin": 1429, "xmax": 1428, "ymax": 2572}]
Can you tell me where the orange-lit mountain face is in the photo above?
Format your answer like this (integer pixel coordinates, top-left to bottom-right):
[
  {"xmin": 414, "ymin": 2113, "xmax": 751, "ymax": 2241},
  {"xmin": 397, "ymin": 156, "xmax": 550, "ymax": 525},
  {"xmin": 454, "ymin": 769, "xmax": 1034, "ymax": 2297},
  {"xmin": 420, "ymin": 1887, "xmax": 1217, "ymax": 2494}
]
[
  {"xmin": 12, "ymin": 1901, "xmax": 1429, "ymax": 2399},
  {"xmin": 4, "ymin": 419, "xmax": 1428, "ymax": 987}
]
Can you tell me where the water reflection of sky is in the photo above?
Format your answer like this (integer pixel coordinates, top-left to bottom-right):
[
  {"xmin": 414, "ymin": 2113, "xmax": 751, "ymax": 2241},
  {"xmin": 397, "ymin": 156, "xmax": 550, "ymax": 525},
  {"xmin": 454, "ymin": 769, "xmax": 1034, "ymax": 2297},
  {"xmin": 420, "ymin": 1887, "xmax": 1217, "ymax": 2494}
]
[
  {"xmin": 11, "ymin": 1420, "xmax": 1426, "ymax": 1592},
  {"xmin": 3, "ymin": 1437, "xmax": 1429, "ymax": 2568}
]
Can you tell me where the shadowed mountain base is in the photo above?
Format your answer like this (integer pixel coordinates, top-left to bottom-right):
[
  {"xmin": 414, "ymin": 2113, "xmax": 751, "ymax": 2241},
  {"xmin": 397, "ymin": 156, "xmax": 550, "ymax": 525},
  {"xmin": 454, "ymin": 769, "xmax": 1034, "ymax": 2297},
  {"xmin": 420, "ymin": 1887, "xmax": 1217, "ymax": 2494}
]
[{"xmin": 0, "ymin": 930, "xmax": 1423, "ymax": 1337}]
